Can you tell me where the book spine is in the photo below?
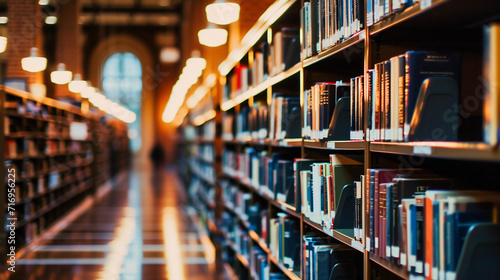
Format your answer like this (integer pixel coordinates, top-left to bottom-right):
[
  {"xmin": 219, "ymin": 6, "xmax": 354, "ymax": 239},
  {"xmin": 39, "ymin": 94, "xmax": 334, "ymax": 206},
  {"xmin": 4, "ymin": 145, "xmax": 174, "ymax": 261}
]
[
  {"xmin": 374, "ymin": 171, "xmax": 380, "ymax": 255},
  {"xmin": 398, "ymin": 55, "xmax": 406, "ymax": 141},
  {"xmin": 350, "ymin": 78, "xmax": 356, "ymax": 140},
  {"xmin": 385, "ymin": 60, "xmax": 391, "ymax": 141},
  {"xmin": 360, "ymin": 75, "xmax": 365, "ymax": 140}
]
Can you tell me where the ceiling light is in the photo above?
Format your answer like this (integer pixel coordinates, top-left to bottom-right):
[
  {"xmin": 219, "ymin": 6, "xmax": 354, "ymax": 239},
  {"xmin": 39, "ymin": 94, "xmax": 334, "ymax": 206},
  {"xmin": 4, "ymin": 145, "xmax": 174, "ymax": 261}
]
[
  {"xmin": 68, "ymin": 74, "xmax": 88, "ymax": 93},
  {"xmin": 186, "ymin": 57, "xmax": 207, "ymax": 70},
  {"xmin": 45, "ymin": 16, "xmax": 57, "ymax": 25},
  {"xmin": 50, "ymin": 63, "xmax": 72, "ymax": 85},
  {"xmin": 160, "ymin": 47, "xmax": 180, "ymax": 63},
  {"xmin": 21, "ymin": 47, "xmax": 47, "ymax": 72},
  {"xmin": 0, "ymin": 36, "xmax": 6, "ymax": 53},
  {"xmin": 206, "ymin": 0, "xmax": 240, "ymax": 25},
  {"xmin": 81, "ymin": 85, "xmax": 96, "ymax": 99},
  {"xmin": 198, "ymin": 26, "xmax": 228, "ymax": 47}
]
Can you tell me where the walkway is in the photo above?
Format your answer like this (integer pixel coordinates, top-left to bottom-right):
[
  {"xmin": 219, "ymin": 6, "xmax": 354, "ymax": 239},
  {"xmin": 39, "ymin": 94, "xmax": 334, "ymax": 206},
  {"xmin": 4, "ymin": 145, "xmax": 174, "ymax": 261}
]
[{"xmin": 8, "ymin": 169, "xmax": 214, "ymax": 280}]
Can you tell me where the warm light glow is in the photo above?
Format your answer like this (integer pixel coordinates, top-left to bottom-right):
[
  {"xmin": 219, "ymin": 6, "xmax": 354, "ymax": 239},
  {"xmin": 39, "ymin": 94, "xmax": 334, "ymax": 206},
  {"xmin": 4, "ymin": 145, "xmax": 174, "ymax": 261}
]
[
  {"xmin": 45, "ymin": 16, "xmax": 57, "ymax": 25},
  {"xmin": 187, "ymin": 74, "xmax": 217, "ymax": 109},
  {"xmin": 0, "ymin": 17, "xmax": 8, "ymax": 24},
  {"xmin": 193, "ymin": 110, "xmax": 216, "ymax": 126},
  {"xmin": 160, "ymin": 47, "xmax": 181, "ymax": 63},
  {"xmin": 68, "ymin": 74, "xmax": 88, "ymax": 93},
  {"xmin": 218, "ymin": 0, "xmax": 292, "ymax": 75},
  {"xmin": 50, "ymin": 63, "xmax": 72, "ymax": 84},
  {"xmin": 206, "ymin": 0, "xmax": 240, "ymax": 25},
  {"xmin": 186, "ymin": 57, "xmax": 207, "ymax": 70},
  {"xmin": 163, "ymin": 207, "xmax": 187, "ymax": 280},
  {"xmin": 198, "ymin": 27, "xmax": 228, "ymax": 47},
  {"xmin": 163, "ymin": 55, "xmax": 208, "ymax": 123},
  {"xmin": 81, "ymin": 86, "xmax": 96, "ymax": 98},
  {"xmin": 30, "ymin": 83, "xmax": 46, "ymax": 99},
  {"xmin": 38, "ymin": 0, "xmax": 49, "ymax": 5},
  {"xmin": 22, "ymin": 47, "xmax": 47, "ymax": 72},
  {"xmin": 0, "ymin": 36, "xmax": 7, "ymax": 53}
]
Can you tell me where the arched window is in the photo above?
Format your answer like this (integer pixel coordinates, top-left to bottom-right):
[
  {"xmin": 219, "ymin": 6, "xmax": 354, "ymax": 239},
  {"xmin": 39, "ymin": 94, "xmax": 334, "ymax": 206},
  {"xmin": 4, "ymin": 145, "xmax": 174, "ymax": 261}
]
[{"xmin": 102, "ymin": 52, "xmax": 142, "ymax": 152}]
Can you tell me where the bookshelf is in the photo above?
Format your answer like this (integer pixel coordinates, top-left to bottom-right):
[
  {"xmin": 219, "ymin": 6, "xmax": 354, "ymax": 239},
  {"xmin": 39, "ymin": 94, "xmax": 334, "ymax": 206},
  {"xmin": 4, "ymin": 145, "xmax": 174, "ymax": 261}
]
[
  {"xmin": 182, "ymin": 0, "xmax": 500, "ymax": 279},
  {"xmin": 1, "ymin": 86, "xmax": 130, "ymax": 265}
]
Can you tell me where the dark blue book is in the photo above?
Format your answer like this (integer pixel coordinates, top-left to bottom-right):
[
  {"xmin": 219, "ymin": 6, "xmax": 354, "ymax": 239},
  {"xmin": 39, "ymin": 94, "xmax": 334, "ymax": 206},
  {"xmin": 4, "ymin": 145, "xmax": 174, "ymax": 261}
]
[
  {"xmin": 403, "ymin": 51, "xmax": 461, "ymax": 141},
  {"xmin": 386, "ymin": 183, "xmax": 393, "ymax": 260},
  {"xmin": 445, "ymin": 199, "xmax": 495, "ymax": 278},
  {"xmin": 369, "ymin": 170, "xmax": 376, "ymax": 253}
]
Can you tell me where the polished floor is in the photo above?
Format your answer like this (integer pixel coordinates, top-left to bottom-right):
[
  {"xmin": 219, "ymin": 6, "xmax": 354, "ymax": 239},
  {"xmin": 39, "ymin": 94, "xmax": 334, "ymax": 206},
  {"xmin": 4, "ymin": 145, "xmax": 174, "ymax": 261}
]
[{"xmin": 8, "ymin": 169, "xmax": 214, "ymax": 280}]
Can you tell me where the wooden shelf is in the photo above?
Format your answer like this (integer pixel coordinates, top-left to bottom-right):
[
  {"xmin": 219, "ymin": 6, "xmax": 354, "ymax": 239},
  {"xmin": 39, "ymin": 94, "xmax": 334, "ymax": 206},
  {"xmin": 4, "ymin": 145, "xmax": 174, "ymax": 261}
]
[
  {"xmin": 223, "ymin": 263, "xmax": 239, "ymax": 280},
  {"xmin": 269, "ymin": 139, "xmax": 302, "ymax": 147},
  {"xmin": 270, "ymin": 200, "xmax": 301, "ymax": 219},
  {"xmin": 370, "ymin": 141, "xmax": 500, "ymax": 161},
  {"xmin": 369, "ymin": 253, "xmax": 409, "ymax": 280},
  {"xmin": 303, "ymin": 217, "xmax": 364, "ymax": 253},
  {"xmin": 268, "ymin": 254, "xmax": 301, "ymax": 280},
  {"xmin": 302, "ymin": 31, "xmax": 365, "ymax": 68},
  {"xmin": 303, "ymin": 140, "xmax": 366, "ymax": 150},
  {"xmin": 221, "ymin": 61, "xmax": 302, "ymax": 111},
  {"xmin": 218, "ymin": 0, "xmax": 298, "ymax": 76}
]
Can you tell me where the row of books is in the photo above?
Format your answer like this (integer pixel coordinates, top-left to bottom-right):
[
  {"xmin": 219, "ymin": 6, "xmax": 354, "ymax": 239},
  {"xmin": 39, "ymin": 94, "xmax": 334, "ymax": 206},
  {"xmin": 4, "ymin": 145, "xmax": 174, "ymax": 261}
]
[
  {"xmin": 303, "ymin": 235, "xmax": 363, "ymax": 280},
  {"xmin": 355, "ymin": 51, "xmax": 461, "ymax": 142},
  {"xmin": 189, "ymin": 158, "xmax": 215, "ymax": 184},
  {"xmin": 223, "ymin": 148, "xmax": 298, "ymax": 208},
  {"xmin": 190, "ymin": 143, "xmax": 215, "ymax": 163},
  {"xmin": 269, "ymin": 213, "xmax": 301, "ymax": 273},
  {"xmin": 188, "ymin": 178, "xmax": 215, "ymax": 208},
  {"xmin": 222, "ymin": 180, "xmax": 268, "ymax": 237},
  {"xmin": 301, "ymin": 0, "xmax": 364, "ymax": 59},
  {"xmin": 270, "ymin": 94, "xmax": 301, "ymax": 141},
  {"xmin": 303, "ymin": 82, "xmax": 350, "ymax": 141},
  {"xmin": 298, "ymin": 155, "xmax": 363, "ymax": 232},
  {"xmin": 365, "ymin": 168, "xmax": 500, "ymax": 280},
  {"xmin": 236, "ymin": 103, "xmax": 269, "ymax": 141},
  {"xmin": 367, "ymin": 0, "xmax": 415, "ymax": 27},
  {"xmin": 224, "ymin": 28, "xmax": 300, "ymax": 102},
  {"xmin": 221, "ymin": 213, "xmax": 290, "ymax": 280},
  {"xmin": 223, "ymin": 50, "xmax": 469, "ymax": 143}
]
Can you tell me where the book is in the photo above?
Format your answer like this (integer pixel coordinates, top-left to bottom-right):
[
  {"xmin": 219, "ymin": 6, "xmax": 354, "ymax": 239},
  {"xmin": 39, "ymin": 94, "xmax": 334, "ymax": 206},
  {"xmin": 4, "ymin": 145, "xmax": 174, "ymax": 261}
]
[
  {"xmin": 483, "ymin": 23, "xmax": 500, "ymax": 146},
  {"xmin": 404, "ymin": 51, "xmax": 461, "ymax": 141}
]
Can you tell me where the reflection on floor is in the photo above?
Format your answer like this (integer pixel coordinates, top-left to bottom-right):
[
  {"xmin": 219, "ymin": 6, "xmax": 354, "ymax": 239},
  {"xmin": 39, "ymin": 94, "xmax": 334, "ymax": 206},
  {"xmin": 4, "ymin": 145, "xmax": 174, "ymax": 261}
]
[{"xmin": 8, "ymin": 169, "xmax": 213, "ymax": 280}]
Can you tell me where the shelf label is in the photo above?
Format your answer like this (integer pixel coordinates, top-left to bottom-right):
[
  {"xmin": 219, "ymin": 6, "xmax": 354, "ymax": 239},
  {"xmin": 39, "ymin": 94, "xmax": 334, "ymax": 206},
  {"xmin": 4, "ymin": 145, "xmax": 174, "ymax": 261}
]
[
  {"xmin": 351, "ymin": 240, "xmax": 364, "ymax": 252},
  {"xmin": 359, "ymin": 30, "xmax": 365, "ymax": 40},
  {"xmin": 413, "ymin": 146, "xmax": 432, "ymax": 155},
  {"xmin": 421, "ymin": 0, "xmax": 432, "ymax": 10},
  {"xmin": 327, "ymin": 142, "xmax": 336, "ymax": 149}
]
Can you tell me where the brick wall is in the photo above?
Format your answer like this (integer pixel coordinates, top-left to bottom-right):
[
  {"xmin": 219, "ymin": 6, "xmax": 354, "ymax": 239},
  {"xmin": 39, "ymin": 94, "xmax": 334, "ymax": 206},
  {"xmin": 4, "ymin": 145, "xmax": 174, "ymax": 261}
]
[
  {"xmin": 6, "ymin": 0, "xmax": 43, "ymax": 85},
  {"xmin": 55, "ymin": 0, "xmax": 82, "ymax": 101}
]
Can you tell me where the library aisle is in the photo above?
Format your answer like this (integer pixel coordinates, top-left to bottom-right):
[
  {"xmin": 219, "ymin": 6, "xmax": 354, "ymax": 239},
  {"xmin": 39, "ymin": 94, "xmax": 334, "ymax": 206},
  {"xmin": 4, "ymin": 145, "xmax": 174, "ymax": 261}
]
[{"xmin": 8, "ymin": 168, "xmax": 213, "ymax": 280}]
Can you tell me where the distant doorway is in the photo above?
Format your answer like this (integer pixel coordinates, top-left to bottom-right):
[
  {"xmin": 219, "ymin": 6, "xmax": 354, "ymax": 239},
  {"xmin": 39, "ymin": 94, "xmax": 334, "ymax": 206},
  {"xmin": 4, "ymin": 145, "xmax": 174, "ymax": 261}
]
[{"xmin": 102, "ymin": 52, "xmax": 143, "ymax": 152}]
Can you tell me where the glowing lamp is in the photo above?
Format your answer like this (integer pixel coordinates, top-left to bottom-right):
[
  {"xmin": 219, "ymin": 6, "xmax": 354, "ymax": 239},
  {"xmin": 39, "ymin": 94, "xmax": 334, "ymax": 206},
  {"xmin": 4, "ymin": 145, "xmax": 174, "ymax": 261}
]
[
  {"xmin": 68, "ymin": 74, "xmax": 88, "ymax": 93},
  {"xmin": 206, "ymin": 0, "xmax": 240, "ymax": 25},
  {"xmin": 198, "ymin": 26, "xmax": 228, "ymax": 47},
  {"xmin": 50, "ymin": 63, "xmax": 72, "ymax": 85},
  {"xmin": 22, "ymin": 47, "xmax": 47, "ymax": 72}
]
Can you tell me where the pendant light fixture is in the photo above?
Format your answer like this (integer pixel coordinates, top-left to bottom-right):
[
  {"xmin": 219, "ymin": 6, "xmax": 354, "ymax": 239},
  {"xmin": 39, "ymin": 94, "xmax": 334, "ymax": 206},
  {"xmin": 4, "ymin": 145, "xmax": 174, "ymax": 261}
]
[
  {"xmin": 22, "ymin": 47, "xmax": 47, "ymax": 72},
  {"xmin": 198, "ymin": 24, "xmax": 228, "ymax": 47},
  {"xmin": 206, "ymin": 0, "xmax": 240, "ymax": 25},
  {"xmin": 0, "ymin": 36, "xmax": 7, "ymax": 53},
  {"xmin": 50, "ymin": 63, "xmax": 72, "ymax": 84},
  {"xmin": 68, "ymin": 74, "xmax": 88, "ymax": 93}
]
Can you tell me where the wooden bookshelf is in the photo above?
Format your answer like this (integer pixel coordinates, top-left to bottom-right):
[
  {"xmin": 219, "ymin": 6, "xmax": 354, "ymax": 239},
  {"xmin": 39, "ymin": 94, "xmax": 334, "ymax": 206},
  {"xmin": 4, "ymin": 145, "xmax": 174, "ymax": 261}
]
[
  {"xmin": 370, "ymin": 141, "xmax": 500, "ymax": 161},
  {"xmin": 1, "ymin": 86, "xmax": 130, "ymax": 264},
  {"xmin": 181, "ymin": 0, "xmax": 500, "ymax": 279}
]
